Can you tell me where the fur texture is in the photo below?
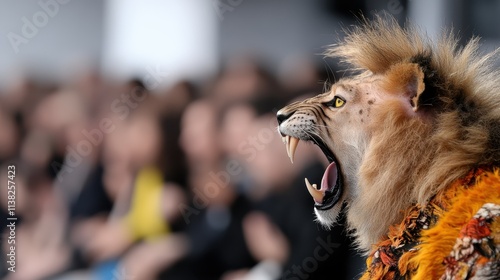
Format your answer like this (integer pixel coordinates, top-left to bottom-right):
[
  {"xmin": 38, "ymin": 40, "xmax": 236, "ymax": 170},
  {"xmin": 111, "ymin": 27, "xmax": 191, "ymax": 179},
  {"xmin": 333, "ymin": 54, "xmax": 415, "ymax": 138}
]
[
  {"xmin": 277, "ymin": 15, "xmax": 500, "ymax": 251},
  {"xmin": 360, "ymin": 168, "xmax": 500, "ymax": 279}
]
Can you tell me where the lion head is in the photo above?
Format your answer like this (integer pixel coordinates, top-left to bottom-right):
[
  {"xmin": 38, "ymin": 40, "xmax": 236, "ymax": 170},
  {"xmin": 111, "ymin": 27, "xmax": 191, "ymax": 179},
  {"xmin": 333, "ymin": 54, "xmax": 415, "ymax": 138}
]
[{"xmin": 277, "ymin": 16, "xmax": 500, "ymax": 251}]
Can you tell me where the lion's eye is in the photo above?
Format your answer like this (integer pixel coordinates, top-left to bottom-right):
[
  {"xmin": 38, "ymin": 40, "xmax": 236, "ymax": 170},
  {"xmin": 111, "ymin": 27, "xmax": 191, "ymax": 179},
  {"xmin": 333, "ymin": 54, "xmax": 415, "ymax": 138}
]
[
  {"xmin": 325, "ymin": 96, "xmax": 346, "ymax": 108},
  {"xmin": 335, "ymin": 97, "xmax": 345, "ymax": 107}
]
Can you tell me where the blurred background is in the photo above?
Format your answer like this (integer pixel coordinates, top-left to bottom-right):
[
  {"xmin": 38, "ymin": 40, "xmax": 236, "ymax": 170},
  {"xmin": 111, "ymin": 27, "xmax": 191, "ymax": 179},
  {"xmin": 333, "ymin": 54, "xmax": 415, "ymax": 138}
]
[{"xmin": 0, "ymin": 0, "xmax": 499, "ymax": 279}]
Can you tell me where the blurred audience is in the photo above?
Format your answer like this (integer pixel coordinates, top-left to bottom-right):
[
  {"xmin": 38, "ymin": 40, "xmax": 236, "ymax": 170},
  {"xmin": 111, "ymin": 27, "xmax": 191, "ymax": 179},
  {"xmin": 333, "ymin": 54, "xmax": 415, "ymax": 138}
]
[{"xmin": 0, "ymin": 57, "xmax": 363, "ymax": 280}]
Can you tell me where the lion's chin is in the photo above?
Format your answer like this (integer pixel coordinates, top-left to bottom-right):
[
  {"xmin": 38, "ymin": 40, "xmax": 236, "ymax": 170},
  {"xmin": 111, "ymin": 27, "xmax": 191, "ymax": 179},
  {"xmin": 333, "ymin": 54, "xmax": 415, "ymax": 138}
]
[{"xmin": 314, "ymin": 199, "xmax": 344, "ymax": 228}]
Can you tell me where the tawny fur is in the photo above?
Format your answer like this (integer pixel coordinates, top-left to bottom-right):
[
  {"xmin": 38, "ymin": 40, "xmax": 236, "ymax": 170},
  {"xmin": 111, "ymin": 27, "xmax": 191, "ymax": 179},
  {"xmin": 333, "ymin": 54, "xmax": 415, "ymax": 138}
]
[
  {"xmin": 278, "ymin": 16, "xmax": 500, "ymax": 251},
  {"xmin": 330, "ymin": 16, "xmax": 500, "ymax": 250}
]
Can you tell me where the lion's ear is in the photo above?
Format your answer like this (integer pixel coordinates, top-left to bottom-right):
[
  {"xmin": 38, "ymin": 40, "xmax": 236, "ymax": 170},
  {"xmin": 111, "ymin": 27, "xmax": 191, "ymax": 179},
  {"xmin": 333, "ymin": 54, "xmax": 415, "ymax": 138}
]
[{"xmin": 382, "ymin": 62, "xmax": 425, "ymax": 111}]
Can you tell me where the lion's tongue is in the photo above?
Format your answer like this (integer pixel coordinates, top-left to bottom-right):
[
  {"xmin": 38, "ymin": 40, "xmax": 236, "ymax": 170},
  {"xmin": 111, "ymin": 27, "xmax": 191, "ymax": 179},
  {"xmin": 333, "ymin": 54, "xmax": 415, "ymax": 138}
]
[
  {"xmin": 304, "ymin": 162, "xmax": 338, "ymax": 204},
  {"xmin": 321, "ymin": 161, "xmax": 338, "ymax": 192}
]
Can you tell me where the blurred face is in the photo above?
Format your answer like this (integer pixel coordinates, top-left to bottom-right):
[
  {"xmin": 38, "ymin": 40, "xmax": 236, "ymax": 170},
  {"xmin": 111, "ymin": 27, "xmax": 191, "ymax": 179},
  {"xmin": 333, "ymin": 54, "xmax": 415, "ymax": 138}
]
[
  {"xmin": 245, "ymin": 116, "xmax": 285, "ymax": 187},
  {"xmin": 103, "ymin": 125, "xmax": 130, "ymax": 166},
  {"xmin": 0, "ymin": 111, "xmax": 18, "ymax": 160},
  {"xmin": 31, "ymin": 90, "xmax": 88, "ymax": 156},
  {"xmin": 32, "ymin": 90, "xmax": 87, "ymax": 134},
  {"xmin": 102, "ymin": 125, "xmax": 134, "ymax": 200},
  {"xmin": 213, "ymin": 58, "xmax": 262, "ymax": 102},
  {"xmin": 180, "ymin": 100, "xmax": 220, "ymax": 165},
  {"xmin": 161, "ymin": 184, "xmax": 187, "ymax": 221},
  {"xmin": 127, "ymin": 114, "xmax": 161, "ymax": 168},
  {"xmin": 220, "ymin": 104, "xmax": 256, "ymax": 159},
  {"xmin": 20, "ymin": 130, "xmax": 52, "ymax": 169}
]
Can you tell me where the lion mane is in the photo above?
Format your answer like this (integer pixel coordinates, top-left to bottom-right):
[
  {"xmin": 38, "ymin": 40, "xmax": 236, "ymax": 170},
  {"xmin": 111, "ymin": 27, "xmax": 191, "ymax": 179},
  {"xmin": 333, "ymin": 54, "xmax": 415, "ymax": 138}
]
[
  {"xmin": 326, "ymin": 16, "xmax": 500, "ymax": 251},
  {"xmin": 277, "ymin": 15, "xmax": 500, "ymax": 278}
]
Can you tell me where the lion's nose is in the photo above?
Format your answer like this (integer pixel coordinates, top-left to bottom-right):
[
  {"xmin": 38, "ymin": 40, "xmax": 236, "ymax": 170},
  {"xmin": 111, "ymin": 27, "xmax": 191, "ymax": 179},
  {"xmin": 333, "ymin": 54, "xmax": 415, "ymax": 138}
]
[{"xmin": 277, "ymin": 110, "xmax": 293, "ymax": 125}]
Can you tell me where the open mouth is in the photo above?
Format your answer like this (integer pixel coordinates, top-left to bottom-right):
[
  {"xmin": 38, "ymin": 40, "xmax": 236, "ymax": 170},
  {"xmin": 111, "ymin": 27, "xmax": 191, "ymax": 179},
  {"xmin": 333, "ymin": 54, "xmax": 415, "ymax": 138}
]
[{"xmin": 281, "ymin": 134, "xmax": 343, "ymax": 210}]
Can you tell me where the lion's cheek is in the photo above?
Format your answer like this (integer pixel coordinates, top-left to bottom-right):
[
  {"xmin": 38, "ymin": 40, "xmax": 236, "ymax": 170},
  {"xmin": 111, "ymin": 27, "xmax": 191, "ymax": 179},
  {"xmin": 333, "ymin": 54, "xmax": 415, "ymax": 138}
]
[{"xmin": 314, "ymin": 199, "xmax": 344, "ymax": 227}]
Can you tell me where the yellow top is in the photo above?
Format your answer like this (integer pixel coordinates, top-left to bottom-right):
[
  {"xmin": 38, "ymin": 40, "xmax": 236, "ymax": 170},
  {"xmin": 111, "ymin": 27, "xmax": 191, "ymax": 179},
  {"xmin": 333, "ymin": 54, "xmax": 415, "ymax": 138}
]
[{"xmin": 124, "ymin": 166, "xmax": 170, "ymax": 241}]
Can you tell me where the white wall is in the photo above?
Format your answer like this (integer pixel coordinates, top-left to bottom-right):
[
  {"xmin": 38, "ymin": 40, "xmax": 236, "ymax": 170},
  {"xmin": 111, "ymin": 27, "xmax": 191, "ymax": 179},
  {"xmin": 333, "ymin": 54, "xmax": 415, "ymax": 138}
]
[{"xmin": 101, "ymin": 0, "xmax": 218, "ymax": 89}]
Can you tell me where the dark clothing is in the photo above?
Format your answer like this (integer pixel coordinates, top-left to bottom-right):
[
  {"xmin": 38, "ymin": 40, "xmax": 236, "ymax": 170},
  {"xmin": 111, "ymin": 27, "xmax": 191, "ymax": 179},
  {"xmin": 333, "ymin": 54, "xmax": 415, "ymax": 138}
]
[
  {"xmin": 160, "ymin": 195, "xmax": 257, "ymax": 280},
  {"xmin": 160, "ymin": 162, "xmax": 365, "ymax": 280},
  {"xmin": 70, "ymin": 165, "xmax": 112, "ymax": 219},
  {"xmin": 257, "ymin": 162, "xmax": 364, "ymax": 280}
]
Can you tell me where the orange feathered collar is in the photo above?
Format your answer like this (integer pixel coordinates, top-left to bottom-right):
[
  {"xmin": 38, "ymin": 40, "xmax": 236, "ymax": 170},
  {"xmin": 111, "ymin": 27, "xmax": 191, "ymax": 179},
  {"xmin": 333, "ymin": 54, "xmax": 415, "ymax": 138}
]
[{"xmin": 361, "ymin": 167, "xmax": 500, "ymax": 280}]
